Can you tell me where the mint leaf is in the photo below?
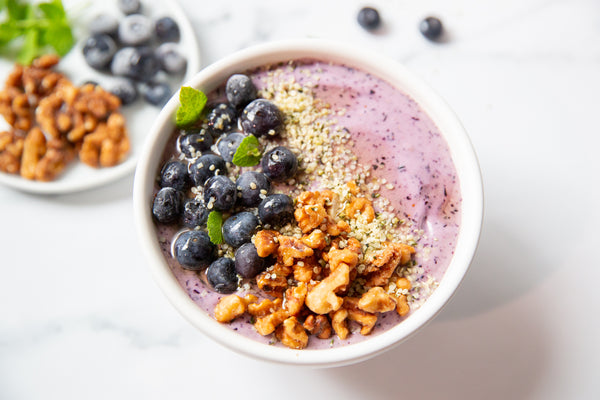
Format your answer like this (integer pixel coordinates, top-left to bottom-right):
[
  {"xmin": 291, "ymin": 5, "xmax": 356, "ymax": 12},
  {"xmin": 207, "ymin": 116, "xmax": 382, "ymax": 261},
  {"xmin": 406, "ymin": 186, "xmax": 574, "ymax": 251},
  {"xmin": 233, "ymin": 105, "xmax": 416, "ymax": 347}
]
[
  {"xmin": 232, "ymin": 135, "xmax": 262, "ymax": 167},
  {"xmin": 42, "ymin": 24, "xmax": 74, "ymax": 55},
  {"xmin": 207, "ymin": 211, "xmax": 223, "ymax": 245},
  {"xmin": 176, "ymin": 86, "xmax": 207, "ymax": 128}
]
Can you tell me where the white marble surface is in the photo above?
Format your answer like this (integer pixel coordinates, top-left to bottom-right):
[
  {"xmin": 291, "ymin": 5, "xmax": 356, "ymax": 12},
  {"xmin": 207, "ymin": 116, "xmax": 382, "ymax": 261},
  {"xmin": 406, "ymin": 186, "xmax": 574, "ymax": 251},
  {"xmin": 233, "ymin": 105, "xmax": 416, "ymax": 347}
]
[{"xmin": 1, "ymin": 0, "xmax": 599, "ymax": 398}]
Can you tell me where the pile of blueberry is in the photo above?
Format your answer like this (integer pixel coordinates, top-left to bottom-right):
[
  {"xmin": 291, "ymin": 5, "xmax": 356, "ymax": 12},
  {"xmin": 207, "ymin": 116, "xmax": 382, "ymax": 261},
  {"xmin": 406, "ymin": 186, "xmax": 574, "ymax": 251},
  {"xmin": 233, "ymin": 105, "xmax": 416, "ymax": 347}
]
[
  {"xmin": 152, "ymin": 73, "xmax": 300, "ymax": 294},
  {"xmin": 82, "ymin": 0, "xmax": 186, "ymax": 107}
]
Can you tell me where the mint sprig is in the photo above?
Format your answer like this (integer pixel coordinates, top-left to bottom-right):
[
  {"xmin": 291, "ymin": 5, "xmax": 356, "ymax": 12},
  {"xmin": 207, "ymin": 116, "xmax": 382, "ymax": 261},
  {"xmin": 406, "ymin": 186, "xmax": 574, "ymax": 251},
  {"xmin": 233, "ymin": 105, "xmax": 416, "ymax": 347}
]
[
  {"xmin": 232, "ymin": 135, "xmax": 262, "ymax": 167},
  {"xmin": 176, "ymin": 86, "xmax": 207, "ymax": 128},
  {"xmin": 206, "ymin": 211, "xmax": 223, "ymax": 245}
]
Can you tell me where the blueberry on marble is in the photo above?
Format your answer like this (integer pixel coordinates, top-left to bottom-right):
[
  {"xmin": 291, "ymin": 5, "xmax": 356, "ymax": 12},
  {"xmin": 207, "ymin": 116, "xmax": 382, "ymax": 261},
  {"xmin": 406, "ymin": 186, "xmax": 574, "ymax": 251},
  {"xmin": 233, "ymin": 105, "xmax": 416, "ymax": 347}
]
[
  {"xmin": 155, "ymin": 16, "xmax": 180, "ymax": 43},
  {"xmin": 140, "ymin": 81, "xmax": 171, "ymax": 106},
  {"xmin": 217, "ymin": 132, "xmax": 246, "ymax": 163},
  {"xmin": 118, "ymin": 14, "xmax": 153, "ymax": 46},
  {"xmin": 189, "ymin": 154, "xmax": 226, "ymax": 186},
  {"xmin": 234, "ymin": 243, "xmax": 265, "ymax": 279},
  {"xmin": 181, "ymin": 198, "xmax": 209, "ymax": 229},
  {"xmin": 159, "ymin": 160, "xmax": 190, "ymax": 191},
  {"xmin": 206, "ymin": 257, "xmax": 238, "ymax": 293},
  {"xmin": 236, "ymin": 171, "xmax": 271, "ymax": 207},
  {"xmin": 111, "ymin": 46, "xmax": 160, "ymax": 81},
  {"xmin": 261, "ymin": 146, "xmax": 298, "ymax": 182},
  {"xmin": 89, "ymin": 14, "xmax": 119, "ymax": 36},
  {"xmin": 155, "ymin": 43, "xmax": 187, "ymax": 74},
  {"xmin": 82, "ymin": 34, "xmax": 116, "ymax": 70},
  {"xmin": 258, "ymin": 194, "xmax": 294, "ymax": 227},
  {"xmin": 222, "ymin": 211, "xmax": 259, "ymax": 248},
  {"xmin": 204, "ymin": 175, "xmax": 237, "ymax": 212},
  {"xmin": 240, "ymin": 99, "xmax": 283, "ymax": 137},
  {"xmin": 207, "ymin": 103, "xmax": 237, "ymax": 137},
  {"xmin": 152, "ymin": 187, "xmax": 183, "ymax": 224},
  {"xmin": 174, "ymin": 230, "xmax": 216, "ymax": 270},
  {"xmin": 419, "ymin": 16, "xmax": 444, "ymax": 41},
  {"xmin": 118, "ymin": 0, "xmax": 141, "ymax": 15},
  {"xmin": 357, "ymin": 7, "xmax": 381, "ymax": 30},
  {"xmin": 109, "ymin": 78, "xmax": 138, "ymax": 105},
  {"xmin": 226, "ymin": 74, "xmax": 257, "ymax": 109},
  {"xmin": 177, "ymin": 128, "xmax": 214, "ymax": 158}
]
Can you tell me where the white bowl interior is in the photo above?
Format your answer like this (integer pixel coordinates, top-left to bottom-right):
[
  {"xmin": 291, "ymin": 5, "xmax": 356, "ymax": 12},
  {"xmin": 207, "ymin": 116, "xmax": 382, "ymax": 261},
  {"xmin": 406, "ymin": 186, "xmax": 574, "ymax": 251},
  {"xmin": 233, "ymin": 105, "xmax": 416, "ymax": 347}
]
[{"xmin": 133, "ymin": 39, "xmax": 483, "ymax": 367}]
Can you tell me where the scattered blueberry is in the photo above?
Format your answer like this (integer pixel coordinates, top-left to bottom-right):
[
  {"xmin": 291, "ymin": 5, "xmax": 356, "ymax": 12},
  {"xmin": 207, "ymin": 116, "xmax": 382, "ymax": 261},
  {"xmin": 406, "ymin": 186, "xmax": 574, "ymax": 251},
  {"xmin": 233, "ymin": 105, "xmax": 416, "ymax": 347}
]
[
  {"xmin": 226, "ymin": 74, "xmax": 257, "ymax": 109},
  {"xmin": 234, "ymin": 243, "xmax": 265, "ymax": 279},
  {"xmin": 89, "ymin": 14, "xmax": 119, "ymax": 36},
  {"xmin": 174, "ymin": 230, "xmax": 216, "ymax": 270},
  {"xmin": 189, "ymin": 154, "xmax": 226, "ymax": 186},
  {"xmin": 177, "ymin": 128, "xmax": 214, "ymax": 158},
  {"xmin": 204, "ymin": 175, "xmax": 237, "ymax": 212},
  {"xmin": 236, "ymin": 171, "xmax": 271, "ymax": 207},
  {"xmin": 118, "ymin": 0, "xmax": 141, "ymax": 15},
  {"xmin": 140, "ymin": 81, "xmax": 171, "ymax": 106},
  {"xmin": 159, "ymin": 160, "xmax": 189, "ymax": 191},
  {"xmin": 109, "ymin": 78, "xmax": 138, "ymax": 105},
  {"xmin": 357, "ymin": 7, "xmax": 381, "ymax": 30},
  {"xmin": 258, "ymin": 194, "xmax": 294, "ymax": 227},
  {"xmin": 217, "ymin": 132, "xmax": 246, "ymax": 163},
  {"xmin": 206, "ymin": 257, "xmax": 238, "ymax": 293},
  {"xmin": 118, "ymin": 14, "xmax": 153, "ymax": 46},
  {"xmin": 82, "ymin": 34, "xmax": 116, "ymax": 70},
  {"xmin": 181, "ymin": 198, "xmax": 209, "ymax": 228},
  {"xmin": 207, "ymin": 103, "xmax": 237, "ymax": 137},
  {"xmin": 419, "ymin": 16, "xmax": 444, "ymax": 41},
  {"xmin": 155, "ymin": 16, "xmax": 180, "ymax": 43},
  {"xmin": 155, "ymin": 42, "xmax": 187, "ymax": 74},
  {"xmin": 152, "ymin": 187, "xmax": 183, "ymax": 224},
  {"xmin": 222, "ymin": 212, "xmax": 259, "ymax": 248},
  {"xmin": 240, "ymin": 99, "xmax": 283, "ymax": 137},
  {"xmin": 261, "ymin": 146, "xmax": 298, "ymax": 182},
  {"xmin": 111, "ymin": 46, "xmax": 160, "ymax": 81}
]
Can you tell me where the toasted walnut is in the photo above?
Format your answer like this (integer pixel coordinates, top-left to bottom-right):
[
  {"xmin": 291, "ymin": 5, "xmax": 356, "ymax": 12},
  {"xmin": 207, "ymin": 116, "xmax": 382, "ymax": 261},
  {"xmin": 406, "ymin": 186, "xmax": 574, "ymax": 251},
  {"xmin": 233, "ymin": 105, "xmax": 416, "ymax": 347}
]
[
  {"xmin": 34, "ymin": 139, "xmax": 76, "ymax": 182},
  {"xmin": 300, "ymin": 229, "xmax": 327, "ymax": 250},
  {"xmin": 344, "ymin": 297, "xmax": 378, "ymax": 336},
  {"xmin": 254, "ymin": 230, "xmax": 280, "ymax": 257},
  {"xmin": 294, "ymin": 202, "xmax": 328, "ymax": 233},
  {"xmin": 346, "ymin": 181, "xmax": 360, "ymax": 195},
  {"xmin": 275, "ymin": 316, "xmax": 309, "ymax": 349},
  {"xmin": 254, "ymin": 308, "xmax": 289, "ymax": 336},
  {"xmin": 0, "ymin": 130, "xmax": 24, "ymax": 174},
  {"xmin": 327, "ymin": 238, "xmax": 361, "ymax": 271},
  {"xmin": 364, "ymin": 242, "xmax": 415, "ymax": 287},
  {"xmin": 276, "ymin": 235, "xmax": 314, "ymax": 267},
  {"xmin": 293, "ymin": 257, "xmax": 321, "ymax": 283},
  {"xmin": 283, "ymin": 283, "xmax": 307, "ymax": 316},
  {"xmin": 358, "ymin": 287, "xmax": 397, "ymax": 313},
  {"xmin": 214, "ymin": 294, "xmax": 248, "ymax": 323},
  {"xmin": 305, "ymin": 262, "xmax": 350, "ymax": 315},
  {"xmin": 19, "ymin": 128, "xmax": 46, "ymax": 180},
  {"xmin": 79, "ymin": 113, "xmax": 130, "ymax": 168},
  {"xmin": 345, "ymin": 197, "xmax": 375, "ymax": 222},
  {"xmin": 256, "ymin": 269, "xmax": 289, "ymax": 298},
  {"xmin": 247, "ymin": 298, "xmax": 282, "ymax": 317},
  {"xmin": 388, "ymin": 277, "xmax": 411, "ymax": 317},
  {"xmin": 303, "ymin": 314, "xmax": 332, "ymax": 339},
  {"xmin": 330, "ymin": 308, "xmax": 349, "ymax": 340}
]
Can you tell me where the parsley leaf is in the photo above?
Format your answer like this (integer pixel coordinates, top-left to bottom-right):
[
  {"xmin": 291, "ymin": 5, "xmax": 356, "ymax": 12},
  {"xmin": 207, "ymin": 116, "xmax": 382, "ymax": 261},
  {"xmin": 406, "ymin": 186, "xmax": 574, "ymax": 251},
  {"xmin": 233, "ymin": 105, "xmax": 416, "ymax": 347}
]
[
  {"xmin": 176, "ymin": 86, "xmax": 207, "ymax": 128},
  {"xmin": 206, "ymin": 211, "xmax": 223, "ymax": 245},
  {"xmin": 232, "ymin": 135, "xmax": 262, "ymax": 167}
]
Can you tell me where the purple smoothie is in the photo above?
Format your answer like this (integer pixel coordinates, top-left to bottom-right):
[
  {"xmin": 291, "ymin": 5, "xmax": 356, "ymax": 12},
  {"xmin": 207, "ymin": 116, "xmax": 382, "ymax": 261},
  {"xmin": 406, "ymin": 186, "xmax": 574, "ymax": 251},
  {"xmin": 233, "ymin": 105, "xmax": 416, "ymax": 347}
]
[{"xmin": 154, "ymin": 59, "xmax": 461, "ymax": 349}]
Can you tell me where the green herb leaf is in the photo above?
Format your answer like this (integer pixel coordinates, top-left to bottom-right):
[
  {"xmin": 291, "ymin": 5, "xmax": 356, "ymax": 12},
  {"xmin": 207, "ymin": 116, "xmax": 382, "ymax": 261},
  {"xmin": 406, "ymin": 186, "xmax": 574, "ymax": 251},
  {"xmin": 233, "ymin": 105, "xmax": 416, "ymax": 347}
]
[
  {"xmin": 176, "ymin": 86, "xmax": 207, "ymax": 128},
  {"xmin": 206, "ymin": 211, "xmax": 223, "ymax": 245},
  {"xmin": 232, "ymin": 135, "xmax": 262, "ymax": 167}
]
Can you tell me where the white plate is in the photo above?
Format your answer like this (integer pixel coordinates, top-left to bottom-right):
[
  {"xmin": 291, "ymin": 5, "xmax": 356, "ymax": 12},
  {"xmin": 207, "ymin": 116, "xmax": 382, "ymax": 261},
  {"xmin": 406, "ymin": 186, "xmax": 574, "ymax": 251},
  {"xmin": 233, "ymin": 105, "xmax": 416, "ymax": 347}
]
[{"xmin": 0, "ymin": 0, "xmax": 200, "ymax": 194}]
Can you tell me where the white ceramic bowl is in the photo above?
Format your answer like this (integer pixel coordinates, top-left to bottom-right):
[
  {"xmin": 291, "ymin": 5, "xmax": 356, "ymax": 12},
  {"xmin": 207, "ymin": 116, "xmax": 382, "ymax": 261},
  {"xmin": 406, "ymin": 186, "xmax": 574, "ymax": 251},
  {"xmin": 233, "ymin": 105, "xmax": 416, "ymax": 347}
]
[{"xmin": 133, "ymin": 39, "xmax": 483, "ymax": 368}]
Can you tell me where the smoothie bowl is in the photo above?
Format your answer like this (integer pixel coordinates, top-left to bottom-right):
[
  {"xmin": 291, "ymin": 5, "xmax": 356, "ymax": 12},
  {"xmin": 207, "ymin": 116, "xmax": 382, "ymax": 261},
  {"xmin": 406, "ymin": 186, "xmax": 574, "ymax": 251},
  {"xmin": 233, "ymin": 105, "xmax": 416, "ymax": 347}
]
[{"xmin": 133, "ymin": 40, "xmax": 483, "ymax": 367}]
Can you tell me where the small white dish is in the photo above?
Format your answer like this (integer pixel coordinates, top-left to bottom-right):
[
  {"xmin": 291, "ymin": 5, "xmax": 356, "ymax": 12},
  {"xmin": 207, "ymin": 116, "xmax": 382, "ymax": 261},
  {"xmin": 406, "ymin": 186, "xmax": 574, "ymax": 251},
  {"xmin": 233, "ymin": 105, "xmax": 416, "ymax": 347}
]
[{"xmin": 0, "ymin": 0, "xmax": 200, "ymax": 194}]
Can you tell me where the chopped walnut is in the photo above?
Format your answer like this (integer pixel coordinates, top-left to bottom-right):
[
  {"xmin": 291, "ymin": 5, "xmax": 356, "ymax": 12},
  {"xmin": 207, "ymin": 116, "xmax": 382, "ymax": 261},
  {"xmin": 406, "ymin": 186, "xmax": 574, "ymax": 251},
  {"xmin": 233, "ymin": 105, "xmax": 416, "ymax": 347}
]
[
  {"xmin": 363, "ymin": 242, "xmax": 415, "ymax": 287},
  {"xmin": 388, "ymin": 277, "xmax": 412, "ymax": 317},
  {"xmin": 345, "ymin": 197, "xmax": 375, "ymax": 222},
  {"xmin": 79, "ymin": 113, "xmax": 130, "ymax": 168},
  {"xmin": 330, "ymin": 308, "xmax": 349, "ymax": 340},
  {"xmin": 358, "ymin": 286, "xmax": 397, "ymax": 313},
  {"xmin": 256, "ymin": 267, "xmax": 289, "ymax": 298},
  {"xmin": 300, "ymin": 229, "xmax": 327, "ymax": 250},
  {"xmin": 292, "ymin": 257, "xmax": 320, "ymax": 283},
  {"xmin": 254, "ymin": 308, "xmax": 289, "ymax": 336},
  {"xmin": 305, "ymin": 262, "xmax": 350, "ymax": 315},
  {"xmin": 19, "ymin": 127, "xmax": 46, "ymax": 180},
  {"xmin": 344, "ymin": 297, "xmax": 378, "ymax": 336},
  {"xmin": 0, "ymin": 130, "xmax": 24, "ymax": 174},
  {"xmin": 247, "ymin": 298, "xmax": 282, "ymax": 317},
  {"xmin": 327, "ymin": 238, "xmax": 361, "ymax": 271},
  {"xmin": 303, "ymin": 314, "xmax": 332, "ymax": 339},
  {"xmin": 283, "ymin": 283, "xmax": 307, "ymax": 316},
  {"xmin": 254, "ymin": 230, "xmax": 280, "ymax": 257},
  {"xmin": 275, "ymin": 316, "xmax": 309, "ymax": 349},
  {"xmin": 214, "ymin": 294, "xmax": 249, "ymax": 323},
  {"xmin": 276, "ymin": 235, "xmax": 314, "ymax": 267},
  {"xmin": 294, "ymin": 190, "xmax": 347, "ymax": 235}
]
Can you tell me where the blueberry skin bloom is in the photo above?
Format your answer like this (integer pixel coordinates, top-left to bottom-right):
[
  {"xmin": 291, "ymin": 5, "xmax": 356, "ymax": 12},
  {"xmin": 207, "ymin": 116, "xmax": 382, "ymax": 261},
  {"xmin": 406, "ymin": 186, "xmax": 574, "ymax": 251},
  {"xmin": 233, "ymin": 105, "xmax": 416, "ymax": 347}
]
[
  {"xmin": 258, "ymin": 194, "xmax": 294, "ymax": 227},
  {"xmin": 236, "ymin": 171, "xmax": 271, "ymax": 207},
  {"xmin": 222, "ymin": 212, "xmax": 259, "ymax": 248},
  {"xmin": 159, "ymin": 160, "xmax": 190, "ymax": 191},
  {"xmin": 109, "ymin": 78, "xmax": 138, "ymax": 105},
  {"xmin": 357, "ymin": 7, "xmax": 381, "ymax": 30},
  {"xmin": 240, "ymin": 99, "xmax": 283, "ymax": 137},
  {"xmin": 118, "ymin": 14, "xmax": 153, "ymax": 46},
  {"xmin": 189, "ymin": 154, "xmax": 227, "ymax": 186},
  {"xmin": 206, "ymin": 257, "xmax": 238, "ymax": 293},
  {"xmin": 234, "ymin": 243, "xmax": 265, "ymax": 279},
  {"xmin": 419, "ymin": 16, "xmax": 444, "ymax": 41},
  {"xmin": 204, "ymin": 175, "xmax": 237, "ymax": 212},
  {"xmin": 152, "ymin": 187, "xmax": 183, "ymax": 224},
  {"xmin": 261, "ymin": 146, "xmax": 298, "ymax": 182},
  {"xmin": 181, "ymin": 198, "xmax": 209, "ymax": 229},
  {"xmin": 226, "ymin": 74, "xmax": 257, "ymax": 109},
  {"xmin": 207, "ymin": 104, "xmax": 237, "ymax": 137},
  {"xmin": 177, "ymin": 128, "xmax": 214, "ymax": 158},
  {"xmin": 173, "ymin": 230, "xmax": 216, "ymax": 270},
  {"xmin": 217, "ymin": 132, "xmax": 246, "ymax": 163},
  {"xmin": 82, "ymin": 34, "xmax": 116, "ymax": 70},
  {"xmin": 155, "ymin": 16, "xmax": 181, "ymax": 43}
]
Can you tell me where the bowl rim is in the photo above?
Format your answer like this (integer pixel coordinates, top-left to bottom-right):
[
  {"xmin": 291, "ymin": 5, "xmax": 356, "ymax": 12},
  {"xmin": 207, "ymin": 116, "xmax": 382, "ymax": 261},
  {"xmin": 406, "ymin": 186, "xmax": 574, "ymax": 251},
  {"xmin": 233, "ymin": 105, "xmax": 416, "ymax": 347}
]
[{"xmin": 133, "ymin": 38, "xmax": 483, "ymax": 368}]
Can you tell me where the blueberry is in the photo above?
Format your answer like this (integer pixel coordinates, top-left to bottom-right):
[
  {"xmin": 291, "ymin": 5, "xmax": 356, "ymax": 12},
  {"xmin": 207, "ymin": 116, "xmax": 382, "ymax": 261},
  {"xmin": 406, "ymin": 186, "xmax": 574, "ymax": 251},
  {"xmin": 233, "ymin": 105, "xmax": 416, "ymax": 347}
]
[
  {"xmin": 357, "ymin": 7, "xmax": 381, "ymax": 30},
  {"xmin": 189, "ymin": 154, "xmax": 226, "ymax": 186},
  {"xmin": 155, "ymin": 43, "xmax": 187, "ymax": 74},
  {"xmin": 118, "ymin": 14, "xmax": 153, "ymax": 46},
  {"xmin": 159, "ymin": 160, "xmax": 189, "ymax": 191},
  {"xmin": 182, "ymin": 198, "xmax": 209, "ymax": 229},
  {"xmin": 152, "ymin": 187, "xmax": 183, "ymax": 224},
  {"xmin": 204, "ymin": 175, "xmax": 236, "ymax": 212},
  {"xmin": 217, "ymin": 132, "xmax": 246, "ymax": 163},
  {"xmin": 222, "ymin": 212, "xmax": 259, "ymax": 248},
  {"xmin": 109, "ymin": 78, "xmax": 138, "ymax": 105},
  {"xmin": 111, "ymin": 46, "xmax": 160, "ymax": 81},
  {"xmin": 240, "ymin": 99, "xmax": 283, "ymax": 137},
  {"xmin": 82, "ymin": 34, "xmax": 116, "ymax": 70},
  {"xmin": 89, "ymin": 14, "xmax": 119, "ymax": 36},
  {"xmin": 155, "ymin": 16, "xmax": 180, "ymax": 43},
  {"xmin": 236, "ymin": 171, "xmax": 270, "ymax": 207},
  {"xmin": 419, "ymin": 16, "xmax": 443, "ymax": 41},
  {"xmin": 206, "ymin": 257, "xmax": 238, "ymax": 293},
  {"xmin": 173, "ymin": 230, "xmax": 216, "ymax": 270},
  {"xmin": 261, "ymin": 146, "xmax": 298, "ymax": 182},
  {"xmin": 258, "ymin": 194, "xmax": 294, "ymax": 227},
  {"xmin": 226, "ymin": 74, "xmax": 257, "ymax": 109},
  {"xmin": 177, "ymin": 128, "xmax": 214, "ymax": 158},
  {"xmin": 118, "ymin": 0, "xmax": 141, "ymax": 15},
  {"xmin": 140, "ymin": 81, "xmax": 171, "ymax": 106},
  {"xmin": 234, "ymin": 243, "xmax": 265, "ymax": 279},
  {"xmin": 207, "ymin": 103, "xmax": 237, "ymax": 137}
]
